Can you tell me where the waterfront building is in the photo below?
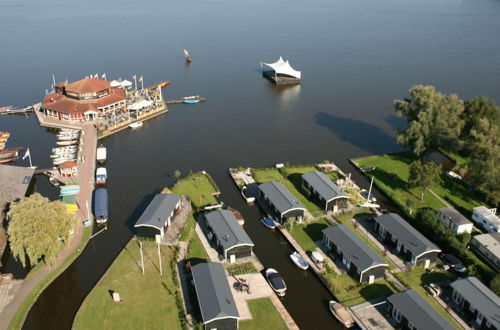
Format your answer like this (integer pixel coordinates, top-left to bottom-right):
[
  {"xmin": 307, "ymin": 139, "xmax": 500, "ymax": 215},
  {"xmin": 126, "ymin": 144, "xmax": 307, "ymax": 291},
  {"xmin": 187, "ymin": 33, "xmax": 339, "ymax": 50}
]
[
  {"xmin": 134, "ymin": 193, "xmax": 181, "ymax": 239},
  {"xmin": 374, "ymin": 213, "xmax": 441, "ymax": 268},
  {"xmin": 59, "ymin": 161, "xmax": 77, "ymax": 177},
  {"xmin": 322, "ymin": 224, "xmax": 388, "ymax": 284},
  {"xmin": 450, "ymin": 277, "xmax": 500, "ymax": 329},
  {"xmin": 258, "ymin": 181, "xmax": 306, "ymax": 223},
  {"xmin": 41, "ymin": 78, "xmax": 127, "ymax": 121},
  {"xmin": 192, "ymin": 262, "xmax": 240, "ymax": 330},
  {"xmin": 204, "ymin": 209, "xmax": 254, "ymax": 262},
  {"xmin": 470, "ymin": 233, "xmax": 500, "ymax": 271},
  {"xmin": 472, "ymin": 206, "xmax": 500, "ymax": 233},
  {"xmin": 301, "ymin": 171, "xmax": 349, "ymax": 212},
  {"xmin": 387, "ymin": 290, "xmax": 455, "ymax": 330},
  {"xmin": 438, "ymin": 207, "xmax": 473, "ymax": 235}
]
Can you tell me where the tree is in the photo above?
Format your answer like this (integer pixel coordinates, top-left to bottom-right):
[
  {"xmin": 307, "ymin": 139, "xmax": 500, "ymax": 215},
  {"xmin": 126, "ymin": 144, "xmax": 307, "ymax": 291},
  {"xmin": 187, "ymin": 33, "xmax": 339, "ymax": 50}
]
[
  {"xmin": 394, "ymin": 85, "xmax": 464, "ymax": 156},
  {"xmin": 491, "ymin": 274, "xmax": 500, "ymax": 296},
  {"xmin": 405, "ymin": 198, "xmax": 416, "ymax": 215},
  {"xmin": 174, "ymin": 169, "xmax": 181, "ymax": 182},
  {"xmin": 7, "ymin": 193, "xmax": 76, "ymax": 267},
  {"xmin": 461, "ymin": 96, "xmax": 500, "ymax": 152},
  {"xmin": 408, "ymin": 160, "xmax": 442, "ymax": 200}
]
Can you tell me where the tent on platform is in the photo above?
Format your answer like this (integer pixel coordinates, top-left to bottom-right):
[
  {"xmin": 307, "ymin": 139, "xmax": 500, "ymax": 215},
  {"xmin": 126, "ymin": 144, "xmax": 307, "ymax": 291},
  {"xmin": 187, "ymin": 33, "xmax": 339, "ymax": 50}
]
[
  {"xmin": 262, "ymin": 56, "xmax": 301, "ymax": 79},
  {"xmin": 121, "ymin": 80, "xmax": 132, "ymax": 87},
  {"xmin": 128, "ymin": 99, "xmax": 153, "ymax": 110},
  {"xmin": 110, "ymin": 80, "xmax": 121, "ymax": 87}
]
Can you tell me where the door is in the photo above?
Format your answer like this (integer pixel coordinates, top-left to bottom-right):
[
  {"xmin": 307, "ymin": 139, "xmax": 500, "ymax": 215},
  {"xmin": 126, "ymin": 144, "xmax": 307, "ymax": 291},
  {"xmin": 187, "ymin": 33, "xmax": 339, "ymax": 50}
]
[
  {"xmin": 476, "ymin": 312, "xmax": 483, "ymax": 325},
  {"xmin": 368, "ymin": 275, "xmax": 375, "ymax": 284},
  {"xmin": 230, "ymin": 254, "xmax": 236, "ymax": 263},
  {"xmin": 424, "ymin": 259, "xmax": 431, "ymax": 269},
  {"xmin": 396, "ymin": 242, "xmax": 401, "ymax": 252}
]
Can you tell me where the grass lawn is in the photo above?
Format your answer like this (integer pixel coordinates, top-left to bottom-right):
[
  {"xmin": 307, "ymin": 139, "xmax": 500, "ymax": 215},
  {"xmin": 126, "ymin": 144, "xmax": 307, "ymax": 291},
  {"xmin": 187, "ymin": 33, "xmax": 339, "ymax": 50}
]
[
  {"xmin": 179, "ymin": 214, "xmax": 196, "ymax": 242},
  {"xmin": 355, "ymin": 152, "xmax": 486, "ymax": 218},
  {"xmin": 324, "ymin": 273, "xmax": 397, "ymax": 307},
  {"xmin": 187, "ymin": 232, "xmax": 209, "ymax": 266},
  {"xmin": 74, "ymin": 240, "xmax": 184, "ymax": 330},
  {"xmin": 395, "ymin": 267, "xmax": 460, "ymax": 328},
  {"xmin": 252, "ymin": 168, "xmax": 324, "ymax": 216},
  {"xmin": 171, "ymin": 172, "xmax": 218, "ymax": 209},
  {"xmin": 239, "ymin": 298, "xmax": 288, "ymax": 330},
  {"xmin": 289, "ymin": 218, "xmax": 331, "ymax": 252}
]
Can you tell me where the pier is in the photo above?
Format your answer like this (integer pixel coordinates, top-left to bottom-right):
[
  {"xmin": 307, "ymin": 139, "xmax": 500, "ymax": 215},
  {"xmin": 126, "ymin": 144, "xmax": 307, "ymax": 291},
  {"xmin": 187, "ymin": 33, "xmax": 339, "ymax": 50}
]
[
  {"xmin": 0, "ymin": 104, "xmax": 37, "ymax": 116},
  {"xmin": 165, "ymin": 96, "xmax": 206, "ymax": 104}
]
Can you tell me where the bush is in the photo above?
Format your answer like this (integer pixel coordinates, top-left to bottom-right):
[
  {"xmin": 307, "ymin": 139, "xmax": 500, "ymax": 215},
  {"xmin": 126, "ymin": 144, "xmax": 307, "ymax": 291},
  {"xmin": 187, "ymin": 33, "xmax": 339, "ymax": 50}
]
[{"xmin": 226, "ymin": 262, "xmax": 257, "ymax": 276}]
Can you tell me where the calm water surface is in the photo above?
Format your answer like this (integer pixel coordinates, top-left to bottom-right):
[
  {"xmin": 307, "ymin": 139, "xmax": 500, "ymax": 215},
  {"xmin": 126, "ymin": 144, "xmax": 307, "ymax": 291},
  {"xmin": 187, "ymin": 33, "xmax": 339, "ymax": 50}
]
[{"xmin": 0, "ymin": 0, "xmax": 499, "ymax": 329}]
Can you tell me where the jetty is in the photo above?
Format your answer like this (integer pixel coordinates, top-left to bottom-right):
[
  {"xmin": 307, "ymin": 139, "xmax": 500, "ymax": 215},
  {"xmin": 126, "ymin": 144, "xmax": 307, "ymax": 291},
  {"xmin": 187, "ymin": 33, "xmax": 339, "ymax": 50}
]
[
  {"xmin": 165, "ymin": 96, "xmax": 206, "ymax": 104},
  {"xmin": 0, "ymin": 104, "xmax": 36, "ymax": 116}
]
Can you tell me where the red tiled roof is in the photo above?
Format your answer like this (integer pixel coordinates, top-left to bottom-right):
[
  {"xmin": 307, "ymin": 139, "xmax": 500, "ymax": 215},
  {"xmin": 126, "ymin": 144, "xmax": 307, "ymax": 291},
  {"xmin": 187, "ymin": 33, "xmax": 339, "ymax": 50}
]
[
  {"xmin": 42, "ymin": 87, "xmax": 126, "ymax": 114},
  {"xmin": 59, "ymin": 161, "xmax": 76, "ymax": 169},
  {"xmin": 66, "ymin": 78, "xmax": 110, "ymax": 94}
]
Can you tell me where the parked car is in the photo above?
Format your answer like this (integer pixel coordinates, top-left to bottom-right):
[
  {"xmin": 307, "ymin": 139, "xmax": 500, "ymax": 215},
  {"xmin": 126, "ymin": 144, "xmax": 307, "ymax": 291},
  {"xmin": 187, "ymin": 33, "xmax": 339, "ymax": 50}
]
[
  {"xmin": 360, "ymin": 166, "xmax": 376, "ymax": 173},
  {"xmin": 440, "ymin": 254, "xmax": 467, "ymax": 273},
  {"xmin": 446, "ymin": 171, "xmax": 462, "ymax": 180}
]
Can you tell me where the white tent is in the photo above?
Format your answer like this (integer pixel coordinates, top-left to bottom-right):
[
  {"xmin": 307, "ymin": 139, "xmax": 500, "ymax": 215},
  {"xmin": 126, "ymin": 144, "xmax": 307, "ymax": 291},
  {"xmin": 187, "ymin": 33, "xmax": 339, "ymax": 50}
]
[
  {"xmin": 262, "ymin": 56, "xmax": 301, "ymax": 79},
  {"xmin": 110, "ymin": 80, "xmax": 121, "ymax": 87},
  {"xmin": 121, "ymin": 80, "xmax": 132, "ymax": 87},
  {"xmin": 128, "ymin": 99, "xmax": 153, "ymax": 110}
]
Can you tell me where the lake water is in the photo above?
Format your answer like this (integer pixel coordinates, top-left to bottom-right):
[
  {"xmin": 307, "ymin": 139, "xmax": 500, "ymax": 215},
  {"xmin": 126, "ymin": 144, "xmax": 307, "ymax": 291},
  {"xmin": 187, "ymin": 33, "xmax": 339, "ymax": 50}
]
[{"xmin": 0, "ymin": 0, "xmax": 499, "ymax": 328}]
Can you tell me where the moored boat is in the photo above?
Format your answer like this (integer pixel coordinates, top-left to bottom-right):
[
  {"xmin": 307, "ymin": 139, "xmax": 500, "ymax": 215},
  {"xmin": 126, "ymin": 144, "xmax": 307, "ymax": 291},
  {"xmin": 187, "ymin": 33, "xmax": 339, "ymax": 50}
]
[
  {"xmin": 184, "ymin": 49, "xmax": 191, "ymax": 62},
  {"xmin": 96, "ymin": 144, "xmax": 106, "ymax": 164},
  {"xmin": 290, "ymin": 251, "xmax": 309, "ymax": 270},
  {"xmin": 329, "ymin": 300, "xmax": 355, "ymax": 328},
  {"xmin": 182, "ymin": 96, "xmax": 199, "ymax": 104},
  {"xmin": 94, "ymin": 187, "xmax": 108, "ymax": 224},
  {"xmin": 241, "ymin": 186, "xmax": 255, "ymax": 203},
  {"xmin": 265, "ymin": 268, "xmax": 287, "ymax": 297},
  {"xmin": 261, "ymin": 217, "xmax": 277, "ymax": 229},
  {"xmin": 48, "ymin": 176, "xmax": 60, "ymax": 187},
  {"xmin": 95, "ymin": 167, "xmax": 107, "ymax": 184},
  {"xmin": 128, "ymin": 121, "xmax": 143, "ymax": 129},
  {"xmin": 56, "ymin": 140, "xmax": 78, "ymax": 146}
]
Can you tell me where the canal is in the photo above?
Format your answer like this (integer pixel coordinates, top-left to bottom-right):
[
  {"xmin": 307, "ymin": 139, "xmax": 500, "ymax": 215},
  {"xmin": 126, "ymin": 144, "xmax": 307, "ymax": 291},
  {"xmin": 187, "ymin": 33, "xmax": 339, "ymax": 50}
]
[{"xmin": 0, "ymin": 0, "xmax": 499, "ymax": 328}]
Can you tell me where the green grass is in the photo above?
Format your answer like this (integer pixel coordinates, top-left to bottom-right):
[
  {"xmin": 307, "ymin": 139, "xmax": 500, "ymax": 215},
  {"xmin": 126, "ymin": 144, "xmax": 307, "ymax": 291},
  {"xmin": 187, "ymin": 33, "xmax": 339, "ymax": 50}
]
[
  {"xmin": 324, "ymin": 273, "xmax": 397, "ymax": 307},
  {"xmin": 171, "ymin": 172, "xmax": 218, "ymax": 209},
  {"xmin": 252, "ymin": 168, "xmax": 324, "ymax": 216},
  {"xmin": 240, "ymin": 298, "xmax": 288, "ymax": 330},
  {"xmin": 395, "ymin": 267, "xmax": 461, "ymax": 328},
  {"xmin": 289, "ymin": 218, "xmax": 331, "ymax": 252},
  {"xmin": 355, "ymin": 152, "xmax": 486, "ymax": 217},
  {"xmin": 9, "ymin": 225, "xmax": 93, "ymax": 330},
  {"xmin": 186, "ymin": 233, "xmax": 208, "ymax": 266},
  {"xmin": 179, "ymin": 214, "xmax": 196, "ymax": 242},
  {"xmin": 226, "ymin": 262, "xmax": 257, "ymax": 276},
  {"xmin": 73, "ymin": 241, "xmax": 184, "ymax": 330}
]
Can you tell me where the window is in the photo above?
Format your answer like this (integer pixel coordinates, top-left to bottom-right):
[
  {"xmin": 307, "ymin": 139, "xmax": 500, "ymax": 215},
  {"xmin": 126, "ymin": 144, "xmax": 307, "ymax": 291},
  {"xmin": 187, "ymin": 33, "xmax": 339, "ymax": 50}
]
[
  {"xmin": 407, "ymin": 321, "xmax": 414, "ymax": 330},
  {"xmin": 392, "ymin": 307, "xmax": 401, "ymax": 322},
  {"xmin": 469, "ymin": 304, "xmax": 475, "ymax": 313},
  {"xmin": 486, "ymin": 320, "xmax": 491, "ymax": 327}
]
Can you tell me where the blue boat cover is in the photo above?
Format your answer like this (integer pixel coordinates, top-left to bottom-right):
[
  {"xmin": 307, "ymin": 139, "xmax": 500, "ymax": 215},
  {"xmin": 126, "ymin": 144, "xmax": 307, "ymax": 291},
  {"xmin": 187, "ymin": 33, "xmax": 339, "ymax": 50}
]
[{"xmin": 94, "ymin": 188, "xmax": 108, "ymax": 219}]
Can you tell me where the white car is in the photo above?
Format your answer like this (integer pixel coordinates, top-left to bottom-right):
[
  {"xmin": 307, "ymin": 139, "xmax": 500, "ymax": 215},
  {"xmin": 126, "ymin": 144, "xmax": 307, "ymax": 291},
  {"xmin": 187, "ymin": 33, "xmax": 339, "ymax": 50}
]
[{"xmin": 446, "ymin": 171, "xmax": 462, "ymax": 180}]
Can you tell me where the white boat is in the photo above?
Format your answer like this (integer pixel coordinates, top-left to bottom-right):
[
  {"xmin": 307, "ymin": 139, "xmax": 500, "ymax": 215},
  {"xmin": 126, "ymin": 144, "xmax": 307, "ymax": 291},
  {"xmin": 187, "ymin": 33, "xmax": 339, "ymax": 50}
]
[
  {"xmin": 265, "ymin": 268, "xmax": 287, "ymax": 297},
  {"xmin": 96, "ymin": 145, "xmax": 106, "ymax": 163},
  {"xmin": 290, "ymin": 251, "xmax": 309, "ymax": 270},
  {"xmin": 329, "ymin": 300, "xmax": 355, "ymax": 328},
  {"xmin": 57, "ymin": 134, "xmax": 79, "ymax": 140},
  {"xmin": 360, "ymin": 189, "xmax": 377, "ymax": 203},
  {"xmin": 240, "ymin": 186, "xmax": 255, "ymax": 203},
  {"xmin": 56, "ymin": 140, "xmax": 78, "ymax": 146},
  {"xmin": 96, "ymin": 167, "xmax": 107, "ymax": 184},
  {"xmin": 128, "ymin": 121, "xmax": 143, "ymax": 129},
  {"xmin": 48, "ymin": 176, "xmax": 60, "ymax": 187},
  {"xmin": 311, "ymin": 251, "xmax": 324, "ymax": 264}
]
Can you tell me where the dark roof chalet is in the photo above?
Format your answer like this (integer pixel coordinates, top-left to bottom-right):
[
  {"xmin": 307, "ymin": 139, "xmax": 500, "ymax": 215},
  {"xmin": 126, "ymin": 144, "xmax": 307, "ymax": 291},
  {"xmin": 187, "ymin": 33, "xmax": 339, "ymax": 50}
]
[
  {"xmin": 134, "ymin": 194, "xmax": 181, "ymax": 230},
  {"xmin": 259, "ymin": 181, "xmax": 305, "ymax": 215},
  {"xmin": 192, "ymin": 262, "xmax": 239, "ymax": 323},
  {"xmin": 439, "ymin": 207, "xmax": 472, "ymax": 226},
  {"xmin": 322, "ymin": 224, "xmax": 387, "ymax": 271},
  {"xmin": 302, "ymin": 171, "xmax": 348, "ymax": 203},
  {"xmin": 375, "ymin": 213, "xmax": 440, "ymax": 257},
  {"xmin": 205, "ymin": 209, "xmax": 254, "ymax": 252},
  {"xmin": 388, "ymin": 290, "xmax": 455, "ymax": 330}
]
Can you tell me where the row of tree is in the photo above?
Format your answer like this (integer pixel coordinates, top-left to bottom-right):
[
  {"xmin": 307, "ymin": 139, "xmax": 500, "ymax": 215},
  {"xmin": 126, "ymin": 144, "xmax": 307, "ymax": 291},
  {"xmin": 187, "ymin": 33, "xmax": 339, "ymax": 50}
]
[{"xmin": 395, "ymin": 85, "xmax": 500, "ymax": 205}]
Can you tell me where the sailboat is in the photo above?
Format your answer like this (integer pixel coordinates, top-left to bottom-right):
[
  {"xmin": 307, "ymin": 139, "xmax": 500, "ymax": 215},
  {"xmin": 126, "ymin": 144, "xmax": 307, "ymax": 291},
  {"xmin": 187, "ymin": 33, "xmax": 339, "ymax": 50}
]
[{"xmin": 184, "ymin": 49, "xmax": 191, "ymax": 62}]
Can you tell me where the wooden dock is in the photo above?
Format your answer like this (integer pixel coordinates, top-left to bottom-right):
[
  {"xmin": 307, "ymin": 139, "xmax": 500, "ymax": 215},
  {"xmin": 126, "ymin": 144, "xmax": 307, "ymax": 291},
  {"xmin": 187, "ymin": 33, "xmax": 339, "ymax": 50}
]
[{"xmin": 0, "ymin": 106, "xmax": 34, "ymax": 116}]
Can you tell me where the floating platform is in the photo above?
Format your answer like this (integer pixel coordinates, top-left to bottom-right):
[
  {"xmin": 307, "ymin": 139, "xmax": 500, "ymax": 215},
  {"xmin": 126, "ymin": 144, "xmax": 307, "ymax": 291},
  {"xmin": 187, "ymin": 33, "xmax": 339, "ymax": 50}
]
[
  {"xmin": 165, "ymin": 96, "xmax": 206, "ymax": 104},
  {"xmin": 263, "ymin": 71, "xmax": 301, "ymax": 85}
]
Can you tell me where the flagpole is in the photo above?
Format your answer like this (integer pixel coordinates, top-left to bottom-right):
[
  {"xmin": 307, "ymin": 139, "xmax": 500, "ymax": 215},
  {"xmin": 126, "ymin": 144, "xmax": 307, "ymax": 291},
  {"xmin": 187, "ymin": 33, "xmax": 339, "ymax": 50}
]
[
  {"xmin": 133, "ymin": 76, "xmax": 137, "ymax": 90},
  {"xmin": 141, "ymin": 78, "xmax": 144, "ymax": 90},
  {"xmin": 27, "ymin": 148, "xmax": 33, "ymax": 168}
]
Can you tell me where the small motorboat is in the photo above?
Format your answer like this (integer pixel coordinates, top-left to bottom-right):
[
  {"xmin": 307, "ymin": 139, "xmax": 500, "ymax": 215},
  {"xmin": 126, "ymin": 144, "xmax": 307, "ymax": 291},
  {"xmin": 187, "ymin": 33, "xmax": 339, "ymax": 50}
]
[
  {"xmin": 128, "ymin": 121, "xmax": 143, "ymax": 129},
  {"xmin": 265, "ymin": 268, "xmax": 287, "ymax": 297},
  {"xmin": 184, "ymin": 49, "xmax": 191, "ymax": 62},
  {"xmin": 311, "ymin": 250, "xmax": 324, "ymax": 264},
  {"xmin": 261, "ymin": 217, "xmax": 277, "ymax": 230},
  {"xmin": 96, "ymin": 144, "xmax": 107, "ymax": 164},
  {"xmin": 241, "ymin": 186, "xmax": 255, "ymax": 203},
  {"xmin": 95, "ymin": 167, "xmax": 107, "ymax": 184},
  {"xmin": 182, "ymin": 96, "xmax": 199, "ymax": 104},
  {"xmin": 290, "ymin": 251, "xmax": 309, "ymax": 270},
  {"xmin": 329, "ymin": 300, "xmax": 355, "ymax": 328},
  {"xmin": 56, "ymin": 140, "xmax": 78, "ymax": 146},
  {"xmin": 48, "ymin": 176, "xmax": 60, "ymax": 187}
]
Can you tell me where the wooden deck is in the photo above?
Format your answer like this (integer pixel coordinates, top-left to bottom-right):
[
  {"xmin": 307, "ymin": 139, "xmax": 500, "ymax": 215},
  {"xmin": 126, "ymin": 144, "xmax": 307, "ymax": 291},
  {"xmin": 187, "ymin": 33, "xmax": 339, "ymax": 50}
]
[{"xmin": 263, "ymin": 71, "xmax": 301, "ymax": 85}]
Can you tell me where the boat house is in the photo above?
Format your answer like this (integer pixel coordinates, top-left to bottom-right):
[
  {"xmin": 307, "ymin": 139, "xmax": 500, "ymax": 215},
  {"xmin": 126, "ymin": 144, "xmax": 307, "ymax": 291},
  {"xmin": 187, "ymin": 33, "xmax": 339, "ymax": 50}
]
[
  {"xmin": 205, "ymin": 209, "xmax": 254, "ymax": 262},
  {"xmin": 387, "ymin": 290, "xmax": 455, "ymax": 330},
  {"xmin": 472, "ymin": 206, "xmax": 500, "ymax": 233},
  {"xmin": 438, "ymin": 207, "xmax": 473, "ymax": 235},
  {"xmin": 59, "ymin": 161, "xmax": 77, "ymax": 177},
  {"xmin": 301, "ymin": 171, "xmax": 349, "ymax": 212},
  {"xmin": 134, "ymin": 193, "xmax": 181, "ymax": 239},
  {"xmin": 41, "ymin": 78, "xmax": 127, "ymax": 122},
  {"xmin": 192, "ymin": 262, "xmax": 240, "ymax": 330},
  {"xmin": 258, "ymin": 181, "xmax": 306, "ymax": 223},
  {"xmin": 322, "ymin": 224, "xmax": 388, "ymax": 284},
  {"xmin": 470, "ymin": 233, "xmax": 500, "ymax": 271},
  {"xmin": 261, "ymin": 57, "xmax": 301, "ymax": 85},
  {"xmin": 450, "ymin": 277, "xmax": 500, "ymax": 330},
  {"xmin": 374, "ymin": 213, "xmax": 441, "ymax": 268}
]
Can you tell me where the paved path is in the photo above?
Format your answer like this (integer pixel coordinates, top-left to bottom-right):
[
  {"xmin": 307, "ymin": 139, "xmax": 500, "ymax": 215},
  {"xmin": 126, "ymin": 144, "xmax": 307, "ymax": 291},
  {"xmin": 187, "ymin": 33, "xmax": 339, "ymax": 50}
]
[
  {"xmin": 0, "ymin": 124, "xmax": 96, "ymax": 329},
  {"xmin": 228, "ymin": 273, "xmax": 273, "ymax": 320},
  {"xmin": 429, "ymin": 189, "xmax": 452, "ymax": 207}
]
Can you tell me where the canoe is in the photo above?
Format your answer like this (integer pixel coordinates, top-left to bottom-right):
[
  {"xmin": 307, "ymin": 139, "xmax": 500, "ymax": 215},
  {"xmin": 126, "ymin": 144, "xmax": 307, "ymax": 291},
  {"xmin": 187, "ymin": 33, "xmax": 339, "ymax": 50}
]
[
  {"xmin": 290, "ymin": 251, "xmax": 309, "ymax": 270},
  {"xmin": 265, "ymin": 268, "xmax": 286, "ymax": 297},
  {"xmin": 329, "ymin": 300, "xmax": 355, "ymax": 328},
  {"xmin": 261, "ymin": 217, "xmax": 277, "ymax": 229}
]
